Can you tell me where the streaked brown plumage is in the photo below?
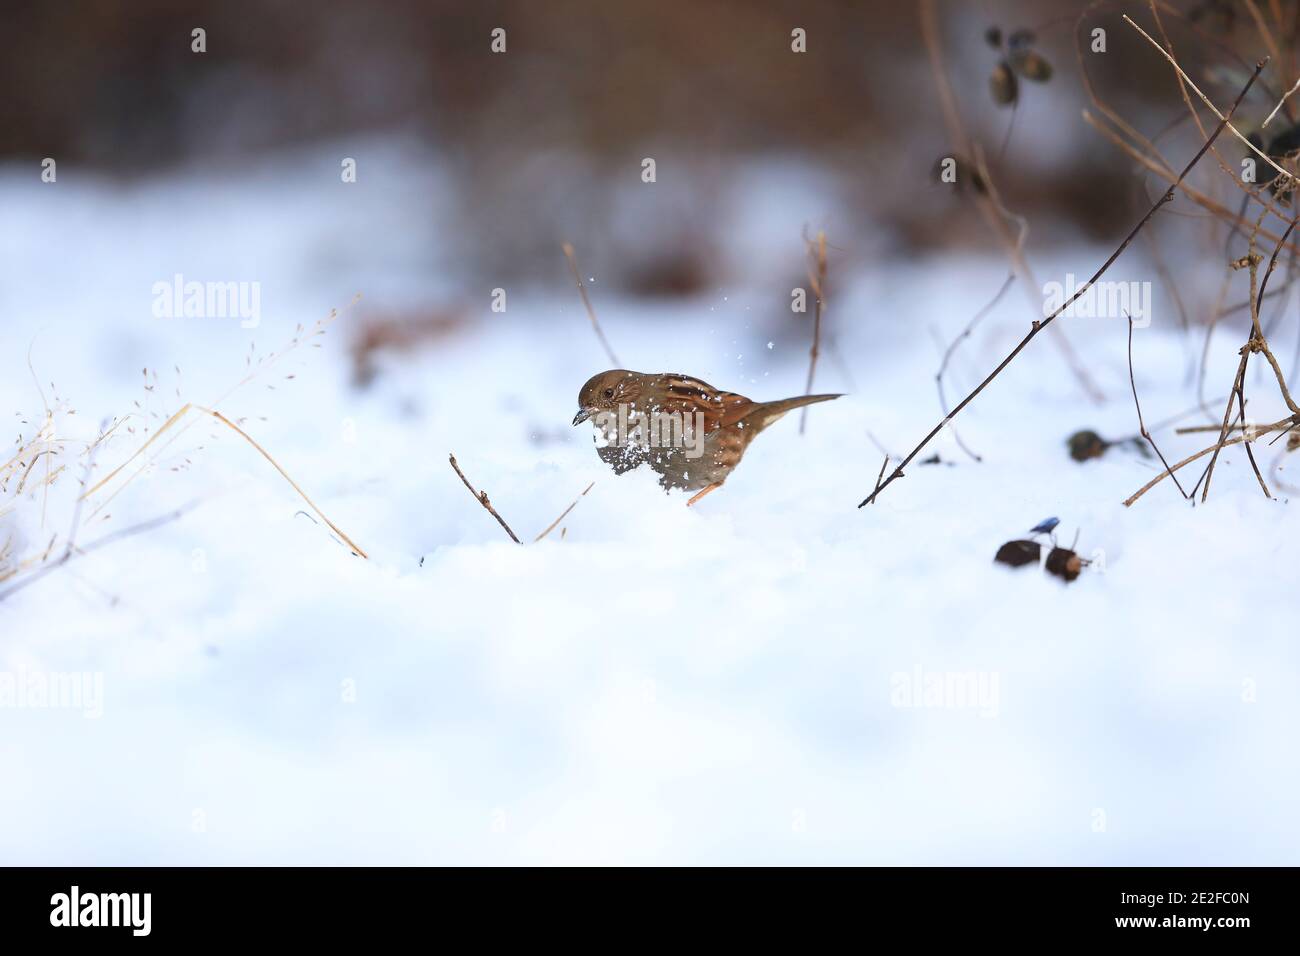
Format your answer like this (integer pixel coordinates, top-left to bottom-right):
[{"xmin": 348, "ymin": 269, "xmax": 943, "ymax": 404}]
[{"xmin": 573, "ymin": 369, "xmax": 841, "ymax": 504}]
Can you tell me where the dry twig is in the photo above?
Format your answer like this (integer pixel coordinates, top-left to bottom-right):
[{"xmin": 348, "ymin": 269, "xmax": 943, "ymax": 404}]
[
  {"xmin": 860, "ymin": 61, "xmax": 1265, "ymax": 507},
  {"xmin": 562, "ymin": 242, "xmax": 620, "ymax": 367},
  {"xmin": 449, "ymin": 453, "xmax": 521, "ymax": 544},
  {"xmin": 82, "ymin": 403, "xmax": 369, "ymax": 558},
  {"xmin": 1126, "ymin": 317, "xmax": 1189, "ymax": 499},
  {"xmin": 534, "ymin": 481, "xmax": 595, "ymax": 542},
  {"xmin": 935, "ymin": 273, "xmax": 1015, "ymax": 462},
  {"xmin": 800, "ymin": 230, "xmax": 828, "ymax": 434},
  {"xmin": 919, "ymin": 0, "xmax": 1103, "ymax": 403},
  {"xmin": 0, "ymin": 500, "xmax": 202, "ymax": 603}
]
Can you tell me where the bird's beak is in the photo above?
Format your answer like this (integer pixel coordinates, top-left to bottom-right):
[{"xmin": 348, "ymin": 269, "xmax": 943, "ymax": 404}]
[{"xmin": 572, "ymin": 407, "xmax": 592, "ymax": 426}]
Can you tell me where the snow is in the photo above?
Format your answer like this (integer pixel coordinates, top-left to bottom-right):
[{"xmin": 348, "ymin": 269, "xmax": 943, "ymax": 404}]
[{"xmin": 1, "ymin": 145, "xmax": 1297, "ymax": 864}]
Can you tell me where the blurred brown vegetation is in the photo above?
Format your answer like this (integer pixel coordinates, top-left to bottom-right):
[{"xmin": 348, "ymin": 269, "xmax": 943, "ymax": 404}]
[{"xmin": 0, "ymin": 0, "xmax": 1281, "ymax": 286}]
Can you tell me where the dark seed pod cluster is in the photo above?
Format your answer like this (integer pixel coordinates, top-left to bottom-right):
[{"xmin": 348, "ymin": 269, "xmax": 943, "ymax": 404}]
[
  {"xmin": 994, "ymin": 518, "xmax": 1091, "ymax": 584},
  {"xmin": 1045, "ymin": 547, "xmax": 1084, "ymax": 582},
  {"xmin": 990, "ymin": 62, "xmax": 1018, "ymax": 106},
  {"xmin": 985, "ymin": 24, "xmax": 1053, "ymax": 108},
  {"xmin": 994, "ymin": 539, "xmax": 1040, "ymax": 567},
  {"xmin": 1067, "ymin": 429, "xmax": 1109, "ymax": 462},
  {"xmin": 1011, "ymin": 50, "xmax": 1052, "ymax": 82},
  {"xmin": 1066, "ymin": 429, "xmax": 1149, "ymax": 463}
]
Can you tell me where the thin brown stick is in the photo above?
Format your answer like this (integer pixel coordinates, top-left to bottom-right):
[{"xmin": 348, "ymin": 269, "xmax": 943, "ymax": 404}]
[
  {"xmin": 919, "ymin": 0, "xmax": 1103, "ymax": 404},
  {"xmin": 1177, "ymin": 424, "xmax": 1248, "ymax": 434},
  {"xmin": 534, "ymin": 481, "xmax": 594, "ymax": 542},
  {"xmin": 79, "ymin": 402, "xmax": 368, "ymax": 557},
  {"xmin": 1125, "ymin": 15, "xmax": 1296, "ymax": 185},
  {"xmin": 561, "ymin": 242, "xmax": 620, "ymax": 367},
  {"xmin": 1245, "ymin": 0, "xmax": 1288, "ymax": 93},
  {"xmin": 935, "ymin": 272, "xmax": 1016, "ymax": 463},
  {"xmin": 61, "ymin": 421, "xmax": 108, "ymax": 560},
  {"xmin": 0, "ymin": 499, "xmax": 202, "ymax": 602},
  {"xmin": 1199, "ymin": 330, "xmax": 1253, "ymax": 499},
  {"xmin": 800, "ymin": 230, "xmax": 828, "ymax": 434},
  {"xmin": 1145, "ymin": 1, "xmax": 1288, "ymax": 224},
  {"xmin": 449, "ymin": 453, "xmax": 520, "ymax": 544},
  {"xmin": 1127, "ymin": 316, "xmax": 1189, "ymax": 499},
  {"xmin": 1124, "ymin": 418, "xmax": 1293, "ymax": 506},
  {"xmin": 1200, "ymin": 215, "xmax": 1298, "ymax": 501},
  {"xmin": 1262, "ymin": 74, "xmax": 1300, "ymax": 128},
  {"xmin": 1143, "ymin": 208, "xmax": 1300, "ymax": 506},
  {"xmin": 1252, "ymin": 219, "xmax": 1300, "ymax": 415},
  {"xmin": 871, "ymin": 454, "xmax": 890, "ymax": 498},
  {"xmin": 1082, "ymin": 111, "xmax": 1300, "ymax": 261},
  {"xmin": 859, "ymin": 61, "xmax": 1266, "ymax": 508},
  {"xmin": 210, "ymin": 408, "xmax": 371, "ymax": 556}
]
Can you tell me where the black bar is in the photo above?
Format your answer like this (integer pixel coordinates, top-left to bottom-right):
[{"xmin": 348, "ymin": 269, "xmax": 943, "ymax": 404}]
[{"xmin": 0, "ymin": 866, "xmax": 1287, "ymax": 943}]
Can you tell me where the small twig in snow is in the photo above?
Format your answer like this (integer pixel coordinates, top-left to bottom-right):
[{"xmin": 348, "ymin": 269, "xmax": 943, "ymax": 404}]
[
  {"xmin": 449, "ymin": 453, "xmax": 521, "ymax": 544},
  {"xmin": 534, "ymin": 481, "xmax": 595, "ymax": 542}
]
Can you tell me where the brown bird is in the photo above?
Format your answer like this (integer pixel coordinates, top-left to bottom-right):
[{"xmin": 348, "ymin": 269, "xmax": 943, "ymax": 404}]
[{"xmin": 573, "ymin": 369, "xmax": 841, "ymax": 505}]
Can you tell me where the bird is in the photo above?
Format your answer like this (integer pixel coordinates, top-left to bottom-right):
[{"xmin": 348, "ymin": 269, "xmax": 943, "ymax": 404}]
[{"xmin": 573, "ymin": 369, "xmax": 841, "ymax": 505}]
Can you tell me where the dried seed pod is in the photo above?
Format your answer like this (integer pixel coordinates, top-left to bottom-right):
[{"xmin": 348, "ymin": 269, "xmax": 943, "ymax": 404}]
[
  {"xmin": 1045, "ymin": 546, "xmax": 1085, "ymax": 583},
  {"xmin": 990, "ymin": 60, "xmax": 1018, "ymax": 106},
  {"xmin": 1011, "ymin": 50, "xmax": 1053, "ymax": 82},
  {"xmin": 995, "ymin": 539, "xmax": 1041, "ymax": 569},
  {"xmin": 1067, "ymin": 429, "xmax": 1109, "ymax": 462},
  {"xmin": 985, "ymin": 26, "xmax": 1003, "ymax": 48},
  {"xmin": 931, "ymin": 155, "xmax": 987, "ymax": 196}
]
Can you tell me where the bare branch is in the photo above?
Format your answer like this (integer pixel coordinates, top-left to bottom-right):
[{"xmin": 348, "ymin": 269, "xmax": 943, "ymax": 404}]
[
  {"xmin": 449, "ymin": 453, "xmax": 521, "ymax": 544},
  {"xmin": 800, "ymin": 230, "xmax": 828, "ymax": 434},
  {"xmin": 859, "ymin": 61, "xmax": 1265, "ymax": 508},
  {"xmin": 1127, "ymin": 316, "xmax": 1189, "ymax": 499},
  {"xmin": 561, "ymin": 242, "xmax": 620, "ymax": 367}
]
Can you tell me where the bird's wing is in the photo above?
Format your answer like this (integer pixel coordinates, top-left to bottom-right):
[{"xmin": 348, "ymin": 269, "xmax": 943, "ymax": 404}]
[{"xmin": 649, "ymin": 373, "xmax": 755, "ymax": 432}]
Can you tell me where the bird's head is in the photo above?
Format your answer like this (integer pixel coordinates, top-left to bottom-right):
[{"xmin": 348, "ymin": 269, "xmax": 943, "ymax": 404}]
[{"xmin": 573, "ymin": 369, "xmax": 645, "ymax": 425}]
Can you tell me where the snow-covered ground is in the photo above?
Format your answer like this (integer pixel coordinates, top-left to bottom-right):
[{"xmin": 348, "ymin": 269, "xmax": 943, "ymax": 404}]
[{"xmin": 1, "ymin": 145, "xmax": 1297, "ymax": 864}]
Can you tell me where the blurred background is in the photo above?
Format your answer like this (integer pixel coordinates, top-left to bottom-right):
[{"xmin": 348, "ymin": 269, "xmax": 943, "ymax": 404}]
[
  {"xmin": 6, "ymin": 0, "xmax": 1285, "ymax": 379},
  {"xmin": 2, "ymin": 0, "xmax": 1221, "ymax": 290}
]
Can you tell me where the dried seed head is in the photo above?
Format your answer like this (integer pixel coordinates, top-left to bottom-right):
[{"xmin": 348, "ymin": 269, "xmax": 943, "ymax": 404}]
[
  {"xmin": 995, "ymin": 539, "xmax": 1041, "ymax": 569},
  {"xmin": 1011, "ymin": 50, "xmax": 1053, "ymax": 82},
  {"xmin": 990, "ymin": 60, "xmax": 1018, "ymax": 106},
  {"xmin": 1067, "ymin": 429, "xmax": 1109, "ymax": 462},
  {"xmin": 1045, "ymin": 546, "xmax": 1085, "ymax": 583}
]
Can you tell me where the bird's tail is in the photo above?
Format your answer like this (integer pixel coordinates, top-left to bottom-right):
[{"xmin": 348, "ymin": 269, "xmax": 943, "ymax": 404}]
[{"xmin": 746, "ymin": 393, "xmax": 842, "ymax": 431}]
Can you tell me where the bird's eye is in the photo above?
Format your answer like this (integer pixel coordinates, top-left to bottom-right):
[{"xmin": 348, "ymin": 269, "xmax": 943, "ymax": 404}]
[{"xmin": 603, "ymin": 388, "xmax": 614, "ymax": 398}]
